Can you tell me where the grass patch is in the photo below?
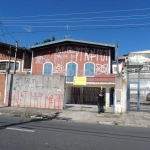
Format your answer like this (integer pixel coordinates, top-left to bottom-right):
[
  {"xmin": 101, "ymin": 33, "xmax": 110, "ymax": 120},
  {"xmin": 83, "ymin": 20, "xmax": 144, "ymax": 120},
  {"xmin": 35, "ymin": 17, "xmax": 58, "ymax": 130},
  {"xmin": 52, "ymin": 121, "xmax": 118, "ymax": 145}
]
[
  {"xmin": 25, "ymin": 114, "xmax": 33, "ymax": 118},
  {"xmin": 114, "ymin": 121, "xmax": 119, "ymax": 125}
]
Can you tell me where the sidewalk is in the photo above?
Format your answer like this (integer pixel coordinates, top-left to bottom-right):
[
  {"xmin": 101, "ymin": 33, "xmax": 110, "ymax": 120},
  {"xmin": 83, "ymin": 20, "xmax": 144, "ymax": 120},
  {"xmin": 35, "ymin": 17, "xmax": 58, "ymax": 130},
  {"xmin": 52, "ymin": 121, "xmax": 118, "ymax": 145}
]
[{"xmin": 0, "ymin": 105, "xmax": 150, "ymax": 128}]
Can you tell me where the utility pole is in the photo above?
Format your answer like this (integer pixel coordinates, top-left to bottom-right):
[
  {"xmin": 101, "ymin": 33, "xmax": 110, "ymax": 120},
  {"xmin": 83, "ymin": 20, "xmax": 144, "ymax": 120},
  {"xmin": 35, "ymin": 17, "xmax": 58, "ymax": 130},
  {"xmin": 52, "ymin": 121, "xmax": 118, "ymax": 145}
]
[
  {"xmin": 116, "ymin": 41, "xmax": 119, "ymax": 76},
  {"xmin": 7, "ymin": 46, "xmax": 11, "ymax": 74},
  {"xmin": 13, "ymin": 40, "xmax": 18, "ymax": 74}
]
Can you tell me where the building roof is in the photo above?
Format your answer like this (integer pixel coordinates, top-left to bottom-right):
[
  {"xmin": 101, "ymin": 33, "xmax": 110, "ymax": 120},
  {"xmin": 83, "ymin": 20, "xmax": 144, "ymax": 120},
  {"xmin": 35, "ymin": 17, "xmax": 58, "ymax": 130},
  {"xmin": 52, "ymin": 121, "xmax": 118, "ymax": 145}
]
[
  {"xmin": 130, "ymin": 50, "xmax": 150, "ymax": 54},
  {"xmin": 30, "ymin": 38, "xmax": 115, "ymax": 49},
  {"xmin": 0, "ymin": 41, "xmax": 27, "ymax": 51}
]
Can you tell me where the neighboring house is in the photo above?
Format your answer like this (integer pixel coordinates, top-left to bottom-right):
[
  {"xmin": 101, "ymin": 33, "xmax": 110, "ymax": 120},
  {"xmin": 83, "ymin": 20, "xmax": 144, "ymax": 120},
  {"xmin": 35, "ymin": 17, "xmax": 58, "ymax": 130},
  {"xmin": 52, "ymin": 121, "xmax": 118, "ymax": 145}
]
[
  {"xmin": 0, "ymin": 42, "xmax": 32, "ymax": 74},
  {"xmin": 0, "ymin": 42, "xmax": 32, "ymax": 104},
  {"xmin": 30, "ymin": 38, "xmax": 116, "ymax": 111},
  {"xmin": 125, "ymin": 50, "xmax": 150, "ymax": 111},
  {"xmin": 112, "ymin": 55, "xmax": 128, "ymax": 74}
]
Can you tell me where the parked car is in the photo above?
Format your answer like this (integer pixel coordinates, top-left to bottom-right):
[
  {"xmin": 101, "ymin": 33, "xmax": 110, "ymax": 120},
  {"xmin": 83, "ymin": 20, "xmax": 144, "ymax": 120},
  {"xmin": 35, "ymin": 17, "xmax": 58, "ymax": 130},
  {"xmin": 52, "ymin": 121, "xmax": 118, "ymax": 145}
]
[{"xmin": 146, "ymin": 93, "xmax": 150, "ymax": 101}]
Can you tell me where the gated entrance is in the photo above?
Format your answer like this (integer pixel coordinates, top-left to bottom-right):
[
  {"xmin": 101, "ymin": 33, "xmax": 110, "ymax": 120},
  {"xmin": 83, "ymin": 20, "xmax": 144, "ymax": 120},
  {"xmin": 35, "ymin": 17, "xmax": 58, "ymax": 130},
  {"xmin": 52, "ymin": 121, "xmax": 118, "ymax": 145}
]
[
  {"xmin": 70, "ymin": 87, "xmax": 102, "ymax": 105},
  {"xmin": 127, "ymin": 64, "xmax": 150, "ymax": 112}
]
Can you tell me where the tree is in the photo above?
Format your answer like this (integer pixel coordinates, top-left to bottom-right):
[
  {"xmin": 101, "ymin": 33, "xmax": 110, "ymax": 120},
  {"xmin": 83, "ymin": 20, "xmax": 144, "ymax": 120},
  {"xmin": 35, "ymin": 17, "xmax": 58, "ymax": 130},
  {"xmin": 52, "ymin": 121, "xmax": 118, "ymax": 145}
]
[
  {"xmin": 34, "ymin": 42, "xmax": 40, "ymax": 45},
  {"xmin": 52, "ymin": 36, "xmax": 55, "ymax": 41},
  {"xmin": 33, "ymin": 36, "xmax": 55, "ymax": 45},
  {"xmin": 42, "ymin": 38, "xmax": 51, "ymax": 43}
]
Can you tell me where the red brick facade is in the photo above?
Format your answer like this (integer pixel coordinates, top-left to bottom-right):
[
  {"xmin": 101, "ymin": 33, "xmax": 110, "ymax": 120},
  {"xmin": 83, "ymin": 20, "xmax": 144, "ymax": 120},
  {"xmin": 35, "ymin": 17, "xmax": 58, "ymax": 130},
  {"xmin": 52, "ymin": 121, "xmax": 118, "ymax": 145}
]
[
  {"xmin": 0, "ymin": 74, "xmax": 6, "ymax": 104},
  {"xmin": 32, "ymin": 43, "xmax": 114, "ymax": 80}
]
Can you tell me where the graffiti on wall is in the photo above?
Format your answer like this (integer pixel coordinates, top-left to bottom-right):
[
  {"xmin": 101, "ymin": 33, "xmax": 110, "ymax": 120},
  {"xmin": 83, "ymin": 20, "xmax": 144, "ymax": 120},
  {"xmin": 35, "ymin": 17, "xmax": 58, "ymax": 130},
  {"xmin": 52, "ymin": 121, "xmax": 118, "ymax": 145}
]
[
  {"xmin": 12, "ymin": 90, "xmax": 63, "ymax": 109},
  {"xmin": 35, "ymin": 46, "xmax": 109, "ymax": 63},
  {"xmin": 7, "ymin": 75, "xmax": 64, "ymax": 109},
  {"xmin": 34, "ymin": 46, "xmax": 110, "ymax": 75}
]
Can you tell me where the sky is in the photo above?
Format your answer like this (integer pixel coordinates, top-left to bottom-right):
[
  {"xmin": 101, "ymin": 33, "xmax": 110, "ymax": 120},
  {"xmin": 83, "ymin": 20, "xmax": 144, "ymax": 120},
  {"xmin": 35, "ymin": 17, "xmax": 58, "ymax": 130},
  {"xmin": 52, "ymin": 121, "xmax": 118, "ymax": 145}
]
[{"xmin": 1, "ymin": 0, "xmax": 150, "ymax": 56}]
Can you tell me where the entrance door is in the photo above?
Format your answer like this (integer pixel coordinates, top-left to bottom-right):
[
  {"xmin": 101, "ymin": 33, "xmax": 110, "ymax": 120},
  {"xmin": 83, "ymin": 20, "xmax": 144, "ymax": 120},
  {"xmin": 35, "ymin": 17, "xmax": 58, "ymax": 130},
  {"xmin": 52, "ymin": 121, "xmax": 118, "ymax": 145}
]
[{"xmin": 127, "ymin": 82, "xmax": 140, "ymax": 110}]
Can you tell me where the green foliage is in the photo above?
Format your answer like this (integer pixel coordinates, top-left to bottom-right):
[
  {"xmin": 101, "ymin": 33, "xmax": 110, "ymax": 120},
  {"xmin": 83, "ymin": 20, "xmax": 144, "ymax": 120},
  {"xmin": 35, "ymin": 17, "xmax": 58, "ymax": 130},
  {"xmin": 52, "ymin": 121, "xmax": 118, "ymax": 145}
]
[
  {"xmin": 34, "ymin": 42, "xmax": 40, "ymax": 45},
  {"xmin": 33, "ymin": 36, "xmax": 55, "ymax": 45},
  {"xmin": 114, "ymin": 121, "xmax": 118, "ymax": 125},
  {"xmin": 42, "ymin": 38, "xmax": 51, "ymax": 43},
  {"xmin": 52, "ymin": 36, "xmax": 55, "ymax": 41}
]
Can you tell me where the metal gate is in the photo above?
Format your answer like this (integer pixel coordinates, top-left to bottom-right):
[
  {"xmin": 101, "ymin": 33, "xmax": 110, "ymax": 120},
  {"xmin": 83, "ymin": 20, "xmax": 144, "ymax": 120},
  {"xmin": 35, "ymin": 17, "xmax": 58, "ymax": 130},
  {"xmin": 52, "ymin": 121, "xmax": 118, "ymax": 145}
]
[{"xmin": 127, "ymin": 65, "xmax": 150, "ymax": 111}]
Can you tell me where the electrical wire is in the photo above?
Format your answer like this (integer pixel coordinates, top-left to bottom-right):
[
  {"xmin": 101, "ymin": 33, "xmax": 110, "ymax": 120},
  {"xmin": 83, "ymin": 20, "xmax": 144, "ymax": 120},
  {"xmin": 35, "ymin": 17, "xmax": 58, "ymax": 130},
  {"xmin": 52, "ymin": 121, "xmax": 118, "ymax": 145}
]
[
  {"xmin": 0, "ymin": 25, "xmax": 7, "ymax": 43},
  {"xmin": 2, "ymin": 25, "xmax": 16, "ymax": 41},
  {"xmin": 1, "ymin": 23, "xmax": 150, "ymax": 35},
  {"xmin": 2, "ymin": 15, "xmax": 150, "ymax": 24},
  {"xmin": 2, "ymin": 22, "xmax": 150, "ymax": 28},
  {"xmin": 2, "ymin": 7, "xmax": 150, "ymax": 19},
  {"xmin": 2, "ymin": 13, "xmax": 150, "ymax": 22}
]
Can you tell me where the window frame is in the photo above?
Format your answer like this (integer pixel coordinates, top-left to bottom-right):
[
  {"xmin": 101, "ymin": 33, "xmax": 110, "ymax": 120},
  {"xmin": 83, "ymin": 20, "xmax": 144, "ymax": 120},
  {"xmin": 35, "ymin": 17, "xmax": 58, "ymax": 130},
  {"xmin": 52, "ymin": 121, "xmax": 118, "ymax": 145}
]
[
  {"xmin": 0, "ymin": 60, "xmax": 20, "ymax": 72},
  {"xmin": 66, "ymin": 62, "xmax": 78, "ymax": 77},
  {"xmin": 84, "ymin": 62, "xmax": 95, "ymax": 77},
  {"xmin": 43, "ymin": 62, "xmax": 53, "ymax": 75}
]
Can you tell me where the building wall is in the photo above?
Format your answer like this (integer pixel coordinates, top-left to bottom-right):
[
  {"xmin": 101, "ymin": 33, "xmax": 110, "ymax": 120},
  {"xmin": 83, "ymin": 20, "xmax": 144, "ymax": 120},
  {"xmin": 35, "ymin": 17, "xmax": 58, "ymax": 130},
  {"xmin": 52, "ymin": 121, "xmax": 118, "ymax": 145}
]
[
  {"xmin": 6, "ymin": 74, "xmax": 65, "ymax": 109},
  {"xmin": 32, "ymin": 44, "xmax": 111, "ymax": 75},
  {"xmin": 112, "ymin": 63, "xmax": 123, "ymax": 74},
  {"xmin": 0, "ymin": 74, "xmax": 6, "ymax": 104},
  {"xmin": 0, "ymin": 45, "xmax": 32, "ymax": 73}
]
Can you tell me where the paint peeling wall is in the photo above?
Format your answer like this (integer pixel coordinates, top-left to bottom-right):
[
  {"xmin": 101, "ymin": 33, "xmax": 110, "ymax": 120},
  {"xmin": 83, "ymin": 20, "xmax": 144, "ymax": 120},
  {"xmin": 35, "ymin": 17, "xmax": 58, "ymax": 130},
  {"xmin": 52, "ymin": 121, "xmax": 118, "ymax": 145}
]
[{"xmin": 6, "ymin": 74, "xmax": 65, "ymax": 109}]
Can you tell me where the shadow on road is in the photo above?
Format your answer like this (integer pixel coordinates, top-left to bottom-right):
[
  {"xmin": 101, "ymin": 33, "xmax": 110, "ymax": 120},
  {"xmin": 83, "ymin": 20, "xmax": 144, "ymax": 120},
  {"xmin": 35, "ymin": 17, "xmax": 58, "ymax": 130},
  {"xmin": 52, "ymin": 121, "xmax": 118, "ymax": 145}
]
[{"xmin": 0, "ymin": 111, "xmax": 61, "ymax": 130}]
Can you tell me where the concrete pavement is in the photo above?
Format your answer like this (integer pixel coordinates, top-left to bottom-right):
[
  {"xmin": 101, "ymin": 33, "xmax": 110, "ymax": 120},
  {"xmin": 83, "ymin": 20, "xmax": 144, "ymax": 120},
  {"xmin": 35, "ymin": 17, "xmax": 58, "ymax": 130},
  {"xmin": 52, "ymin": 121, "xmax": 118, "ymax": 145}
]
[{"xmin": 0, "ymin": 105, "xmax": 150, "ymax": 128}]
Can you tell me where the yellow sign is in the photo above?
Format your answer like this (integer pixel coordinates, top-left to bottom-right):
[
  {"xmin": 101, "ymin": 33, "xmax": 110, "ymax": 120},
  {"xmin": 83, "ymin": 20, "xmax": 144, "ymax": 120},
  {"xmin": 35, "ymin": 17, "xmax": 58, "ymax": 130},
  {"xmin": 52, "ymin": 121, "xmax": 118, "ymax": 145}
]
[{"xmin": 73, "ymin": 76, "xmax": 86, "ymax": 85}]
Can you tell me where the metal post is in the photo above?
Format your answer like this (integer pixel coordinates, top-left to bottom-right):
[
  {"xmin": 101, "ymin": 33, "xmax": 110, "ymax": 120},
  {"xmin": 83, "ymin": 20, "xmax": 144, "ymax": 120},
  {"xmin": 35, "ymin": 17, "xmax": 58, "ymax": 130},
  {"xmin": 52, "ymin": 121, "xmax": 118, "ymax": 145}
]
[
  {"xmin": 63, "ymin": 76, "xmax": 66, "ymax": 109},
  {"xmin": 137, "ymin": 71, "xmax": 140, "ymax": 111},
  {"xmin": 126, "ymin": 71, "xmax": 130, "ymax": 110},
  {"xmin": 13, "ymin": 40, "xmax": 18, "ymax": 74},
  {"xmin": 116, "ymin": 41, "xmax": 119, "ymax": 76}
]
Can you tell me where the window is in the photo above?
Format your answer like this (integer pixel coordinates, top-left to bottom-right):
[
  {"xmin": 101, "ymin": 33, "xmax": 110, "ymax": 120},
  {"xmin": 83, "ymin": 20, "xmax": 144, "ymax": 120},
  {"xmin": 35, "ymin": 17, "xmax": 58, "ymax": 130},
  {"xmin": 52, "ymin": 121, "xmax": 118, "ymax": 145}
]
[
  {"xmin": 67, "ymin": 62, "xmax": 77, "ymax": 82},
  {"xmin": 84, "ymin": 63, "xmax": 94, "ymax": 76},
  {"xmin": 114, "ymin": 67, "xmax": 117, "ymax": 72},
  {"xmin": 43, "ymin": 63, "xmax": 52, "ymax": 75},
  {"xmin": 0, "ymin": 61, "xmax": 19, "ymax": 71}
]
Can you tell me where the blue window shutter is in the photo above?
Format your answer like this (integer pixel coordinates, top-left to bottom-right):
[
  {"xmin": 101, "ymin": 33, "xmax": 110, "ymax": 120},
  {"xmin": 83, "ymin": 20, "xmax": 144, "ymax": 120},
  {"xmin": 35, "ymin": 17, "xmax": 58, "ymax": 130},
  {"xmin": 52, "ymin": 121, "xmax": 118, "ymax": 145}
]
[
  {"xmin": 67, "ymin": 63, "xmax": 76, "ymax": 82},
  {"xmin": 85, "ymin": 63, "xmax": 94, "ymax": 76},
  {"xmin": 44, "ymin": 63, "xmax": 52, "ymax": 75}
]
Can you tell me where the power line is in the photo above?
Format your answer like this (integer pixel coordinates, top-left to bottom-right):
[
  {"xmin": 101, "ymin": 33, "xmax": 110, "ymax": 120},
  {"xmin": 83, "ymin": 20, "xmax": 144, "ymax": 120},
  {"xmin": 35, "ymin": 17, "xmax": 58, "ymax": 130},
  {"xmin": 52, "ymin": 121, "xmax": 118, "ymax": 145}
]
[
  {"xmin": 0, "ymin": 25, "xmax": 7, "ymax": 43},
  {"xmin": 1, "ymin": 23, "xmax": 150, "ymax": 35},
  {"xmin": 2, "ymin": 13, "xmax": 150, "ymax": 22},
  {"xmin": 2, "ymin": 15, "xmax": 150, "ymax": 24},
  {"xmin": 2, "ymin": 24, "xmax": 16, "ymax": 41},
  {"xmin": 2, "ymin": 22, "xmax": 150, "ymax": 28},
  {"xmin": 2, "ymin": 7, "xmax": 150, "ymax": 19}
]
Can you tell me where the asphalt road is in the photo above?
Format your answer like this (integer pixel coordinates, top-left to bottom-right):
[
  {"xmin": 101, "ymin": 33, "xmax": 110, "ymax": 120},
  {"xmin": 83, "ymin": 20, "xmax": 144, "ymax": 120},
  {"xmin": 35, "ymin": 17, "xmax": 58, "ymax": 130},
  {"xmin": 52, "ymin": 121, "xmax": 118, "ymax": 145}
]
[{"xmin": 0, "ymin": 116, "xmax": 150, "ymax": 150}]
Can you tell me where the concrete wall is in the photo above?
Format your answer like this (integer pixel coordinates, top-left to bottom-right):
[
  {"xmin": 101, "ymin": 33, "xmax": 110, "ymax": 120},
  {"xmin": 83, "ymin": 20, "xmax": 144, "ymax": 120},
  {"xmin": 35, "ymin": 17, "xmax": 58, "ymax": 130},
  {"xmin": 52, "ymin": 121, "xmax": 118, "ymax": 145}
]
[
  {"xmin": 6, "ymin": 74, "xmax": 65, "ymax": 109},
  {"xmin": 114, "ymin": 75, "xmax": 127, "ymax": 113}
]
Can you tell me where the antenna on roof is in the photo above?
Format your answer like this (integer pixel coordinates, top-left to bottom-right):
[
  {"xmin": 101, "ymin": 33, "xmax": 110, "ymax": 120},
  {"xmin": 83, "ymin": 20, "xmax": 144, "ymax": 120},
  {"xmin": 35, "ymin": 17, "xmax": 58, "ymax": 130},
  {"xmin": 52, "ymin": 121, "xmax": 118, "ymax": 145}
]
[
  {"xmin": 64, "ymin": 25, "xmax": 70, "ymax": 39},
  {"xmin": 23, "ymin": 26, "xmax": 32, "ymax": 48}
]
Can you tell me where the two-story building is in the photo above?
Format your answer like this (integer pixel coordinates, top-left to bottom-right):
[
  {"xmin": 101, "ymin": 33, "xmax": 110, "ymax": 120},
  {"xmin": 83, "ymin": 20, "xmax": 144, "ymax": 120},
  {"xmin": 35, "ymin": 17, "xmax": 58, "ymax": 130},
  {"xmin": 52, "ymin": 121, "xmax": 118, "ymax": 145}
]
[
  {"xmin": 0, "ymin": 42, "xmax": 32, "ymax": 105},
  {"xmin": 30, "ymin": 38, "xmax": 116, "ymax": 111}
]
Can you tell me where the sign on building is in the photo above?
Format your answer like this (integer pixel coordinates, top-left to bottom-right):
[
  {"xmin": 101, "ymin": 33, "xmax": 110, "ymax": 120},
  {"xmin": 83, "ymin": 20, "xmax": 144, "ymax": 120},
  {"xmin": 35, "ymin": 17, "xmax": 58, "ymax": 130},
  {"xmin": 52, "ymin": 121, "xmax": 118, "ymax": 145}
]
[{"xmin": 73, "ymin": 76, "xmax": 87, "ymax": 85}]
